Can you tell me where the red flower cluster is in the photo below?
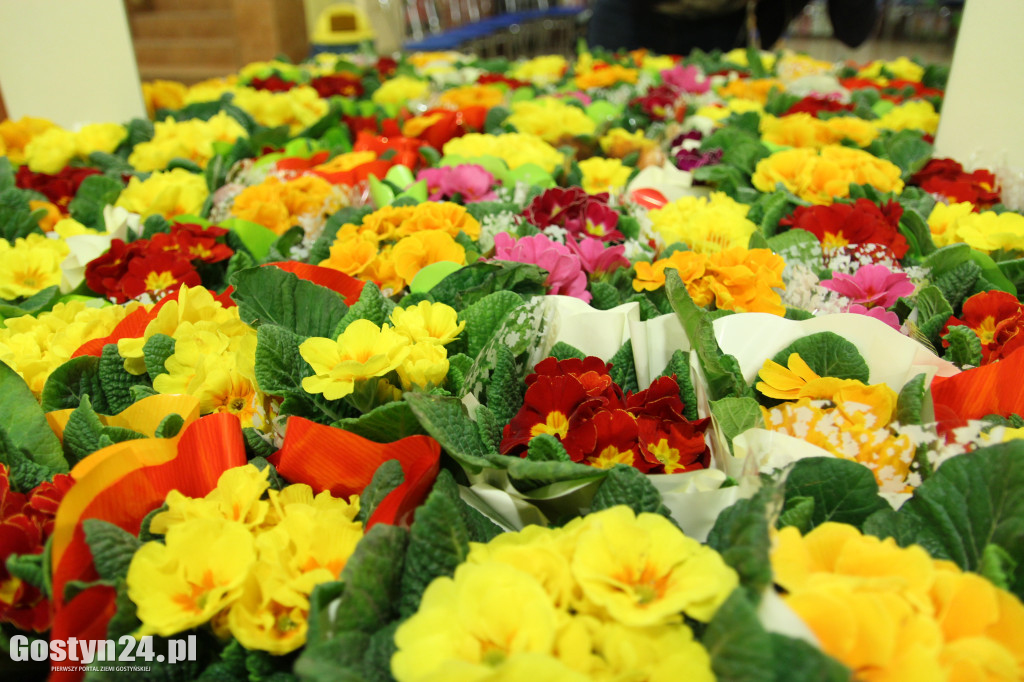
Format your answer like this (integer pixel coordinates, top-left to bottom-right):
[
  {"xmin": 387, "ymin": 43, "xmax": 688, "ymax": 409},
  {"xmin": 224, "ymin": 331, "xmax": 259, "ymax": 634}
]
[
  {"xmin": 477, "ymin": 72, "xmax": 531, "ymax": 90},
  {"xmin": 911, "ymin": 158, "xmax": 1001, "ymax": 209},
  {"xmin": 310, "ymin": 72, "xmax": 364, "ymax": 98},
  {"xmin": 522, "ymin": 187, "xmax": 622, "ymax": 242},
  {"xmin": 15, "ymin": 165, "xmax": 102, "ymax": 208},
  {"xmin": 0, "ymin": 465, "xmax": 74, "ymax": 631},
  {"xmin": 779, "ymin": 198, "xmax": 909, "ymax": 263},
  {"xmin": 85, "ymin": 222, "xmax": 233, "ymax": 303},
  {"xmin": 630, "ymin": 83, "xmax": 687, "ymax": 122},
  {"xmin": 943, "ymin": 291, "xmax": 1024, "ymax": 365},
  {"xmin": 784, "ymin": 96, "xmax": 855, "ymax": 117},
  {"xmin": 839, "ymin": 77, "xmax": 943, "ymax": 103},
  {"xmin": 500, "ymin": 357, "xmax": 711, "ymax": 474}
]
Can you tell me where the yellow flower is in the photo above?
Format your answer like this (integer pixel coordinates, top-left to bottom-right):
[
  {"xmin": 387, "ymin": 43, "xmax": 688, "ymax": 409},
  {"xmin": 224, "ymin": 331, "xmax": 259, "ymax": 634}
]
[
  {"xmin": 391, "ymin": 561, "xmax": 563, "ymax": 682},
  {"xmin": 299, "ymin": 319, "xmax": 411, "ymax": 400},
  {"xmin": 573, "ymin": 63, "xmax": 638, "ymax": 90},
  {"xmin": 150, "ymin": 464, "xmax": 272, "ymax": 534},
  {"xmin": 759, "ymin": 113, "xmax": 832, "ymax": 149},
  {"xmin": 438, "ymin": 84, "xmax": 505, "ymax": 111},
  {"xmin": 950, "ymin": 210, "xmax": 1024, "ymax": 253},
  {"xmin": 73, "ymin": 123, "xmax": 127, "ymax": 157},
  {"xmin": 142, "ymin": 79, "xmax": 188, "ymax": 119},
  {"xmin": 824, "ymin": 116, "xmax": 879, "ymax": 147},
  {"xmin": 0, "ymin": 116, "xmax": 56, "ymax": 165},
  {"xmin": 589, "ymin": 621, "xmax": 715, "ymax": 682},
  {"xmin": 700, "ymin": 247, "xmax": 787, "ymax": 315},
  {"xmin": 24, "ymin": 128, "xmax": 78, "ymax": 174},
  {"xmin": 873, "ymin": 100, "xmax": 940, "ymax": 135},
  {"xmin": 390, "ymin": 301, "xmax": 465, "ymax": 345},
  {"xmin": 507, "ymin": 98, "xmax": 597, "ymax": 144},
  {"xmin": 231, "ymin": 85, "xmax": 328, "ymax": 133},
  {"xmin": 722, "ymin": 48, "xmax": 777, "ymax": 70},
  {"xmin": 398, "ymin": 342, "xmax": 449, "ymax": 391},
  {"xmin": 115, "ymin": 167, "xmax": 209, "ymax": 220},
  {"xmin": 0, "ymin": 299, "xmax": 134, "ymax": 395},
  {"xmin": 314, "ymin": 150, "xmax": 377, "ymax": 174},
  {"xmin": 129, "ymin": 113, "xmax": 247, "ymax": 171},
  {"xmin": 647, "ymin": 192, "xmax": 757, "ymax": 253},
  {"xmin": 226, "ymin": 568, "xmax": 310, "ymax": 655},
  {"xmin": 320, "ymin": 231, "xmax": 379, "ymax": 277},
  {"xmin": 0, "ymin": 233, "xmax": 69, "ymax": 299},
  {"xmin": 751, "ymin": 145, "xmax": 903, "ymax": 205},
  {"xmin": 230, "ymin": 174, "xmax": 342, "ymax": 235},
  {"xmin": 570, "ymin": 506, "xmax": 737, "ymax": 626},
  {"xmin": 717, "ymin": 77, "xmax": 784, "ymax": 105},
  {"xmin": 632, "ymin": 251, "xmax": 707, "ymax": 293},
  {"xmin": 30, "ymin": 200, "xmax": 62, "ymax": 232},
  {"xmin": 858, "ymin": 57, "xmax": 925, "ymax": 83},
  {"xmin": 927, "ymin": 201, "xmax": 974, "ymax": 248},
  {"xmin": 372, "ymin": 76, "xmax": 430, "ymax": 107},
  {"xmin": 442, "ymin": 133, "xmax": 565, "ymax": 174},
  {"xmin": 577, "ymin": 157, "xmax": 632, "ymax": 196},
  {"xmin": 399, "ymin": 201, "xmax": 481, "ymax": 240},
  {"xmin": 127, "ymin": 517, "xmax": 256, "ymax": 637},
  {"xmin": 390, "ymin": 230, "xmax": 466, "ymax": 288},
  {"xmin": 508, "ymin": 55, "xmax": 569, "ymax": 87},
  {"xmin": 599, "ymin": 127, "xmax": 656, "ymax": 160}
]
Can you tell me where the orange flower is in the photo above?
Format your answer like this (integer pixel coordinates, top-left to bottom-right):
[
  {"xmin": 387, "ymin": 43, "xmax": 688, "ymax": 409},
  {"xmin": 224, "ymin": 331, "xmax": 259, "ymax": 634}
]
[
  {"xmin": 391, "ymin": 230, "xmax": 466, "ymax": 287},
  {"xmin": 438, "ymin": 84, "xmax": 505, "ymax": 111},
  {"xmin": 397, "ymin": 201, "xmax": 481, "ymax": 240},
  {"xmin": 29, "ymin": 199, "xmax": 63, "ymax": 232},
  {"xmin": 717, "ymin": 77, "xmax": 784, "ymax": 104},
  {"xmin": 230, "ymin": 175, "xmax": 341, "ymax": 235},
  {"xmin": 752, "ymin": 146, "xmax": 903, "ymax": 205},
  {"xmin": 574, "ymin": 63, "xmax": 639, "ymax": 89}
]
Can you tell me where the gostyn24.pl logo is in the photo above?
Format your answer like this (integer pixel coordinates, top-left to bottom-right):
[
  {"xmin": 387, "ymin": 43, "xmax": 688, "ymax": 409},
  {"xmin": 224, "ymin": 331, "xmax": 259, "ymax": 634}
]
[{"xmin": 10, "ymin": 634, "xmax": 197, "ymax": 665}]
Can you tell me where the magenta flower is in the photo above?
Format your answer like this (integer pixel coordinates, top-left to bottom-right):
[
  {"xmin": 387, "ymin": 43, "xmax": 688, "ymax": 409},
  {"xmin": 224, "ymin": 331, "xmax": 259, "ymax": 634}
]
[
  {"xmin": 660, "ymin": 65, "xmax": 710, "ymax": 94},
  {"xmin": 493, "ymin": 232, "xmax": 591, "ymax": 302},
  {"xmin": 819, "ymin": 265, "xmax": 915, "ymax": 309},
  {"xmin": 522, "ymin": 188, "xmax": 622, "ymax": 242},
  {"xmin": 568, "ymin": 237, "xmax": 629, "ymax": 275},
  {"xmin": 567, "ymin": 201, "xmax": 623, "ymax": 242},
  {"xmin": 416, "ymin": 164, "xmax": 497, "ymax": 203},
  {"xmin": 846, "ymin": 304, "xmax": 902, "ymax": 330}
]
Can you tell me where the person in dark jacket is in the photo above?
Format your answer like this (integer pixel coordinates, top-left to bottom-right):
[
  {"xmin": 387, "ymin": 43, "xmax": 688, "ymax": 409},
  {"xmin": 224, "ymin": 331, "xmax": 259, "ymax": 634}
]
[{"xmin": 588, "ymin": 0, "xmax": 878, "ymax": 55}]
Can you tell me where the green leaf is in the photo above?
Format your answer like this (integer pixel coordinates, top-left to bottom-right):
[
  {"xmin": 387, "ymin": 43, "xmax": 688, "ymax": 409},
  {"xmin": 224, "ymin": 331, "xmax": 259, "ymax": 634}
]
[
  {"xmin": 879, "ymin": 129, "xmax": 933, "ymax": 178},
  {"xmin": 62, "ymin": 394, "xmax": 146, "ymax": 465},
  {"xmin": 0, "ymin": 360, "xmax": 67, "ymax": 473},
  {"xmin": 0, "ymin": 187, "xmax": 44, "ymax": 241},
  {"xmin": 979, "ymin": 543, "xmax": 1018, "ymax": 592},
  {"xmin": 456, "ymin": 290, "xmax": 525, "ymax": 360},
  {"xmin": 590, "ymin": 464, "xmax": 672, "ymax": 519},
  {"xmin": 68, "ymin": 175, "xmax": 124, "ymax": 229},
  {"xmin": 769, "ymin": 633, "xmax": 852, "ymax": 682},
  {"xmin": 526, "ymin": 433, "xmax": 572, "ymax": 463},
  {"xmin": 254, "ymin": 324, "xmax": 349, "ymax": 424},
  {"xmin": 404, "ymin": 392, "xmax": 499, "ymax": 471},
  {"xmin": 707, "ymin": 487, "xmax": 775, "ymax": 600},
  {"xmin": 942, "ymin": 325, "xmax": 982, "ymax": 368},
  {"xmin": 783, "ymin": 458, "xmax": 888, "ymax": 530},
  {"xmin": 550, "ymin": 341, "xmax": 586, "ymax": 361},
  {"xmin": 82, "ymin": 519, "xmax": 142, "ymax": 582},
  {"xmin": 333, "ymin": 399, "xmax": 426, "ymax": 442},
  {"xmin": 933, "ymin": 258, "xmax": 980, "ymax": 311},
  {"xmin": 766, "ymin": 229, "xmax": 821, "ymax": 269},
  {"xmin": 608, "ymin": 339, "xmax": 639, "ymax": 395},
  {"xmin": 777, "ymin": 496, "xmax": 815, "ymax": 534},
  {"xmin": 711, "ymin": 397, "xmax": 763, "ymax": 455},
  {"xmin": 399, "ymin": 470, "xmax": 470, "ymax": 617},
  {"xmin": 863, "ymin": 441, "xmax": 1024, "ymax": 599},
  {"xmin": 99, "ymin": 344, "xmax": 152, "ymax": 414},
  {"xmin": 914, "ymin": 285, "xmax": 955, "ymax": 348},
  {"xmin": 503, "ymin": 457, "xmax": 602, "ymax": 493},
  {"xmin": 702, "ymin": 589, "xmax": 774, "ymax": 682},
  {"xmin": 485, "ymin": 344, "xmax": 523, "ymax": 425},
  {"xmin": 0, "ymin": 286, "xmax": 60, "ymax": 319},
  {"xmin": 355, "ymin": 460, "xmax": 405, "ymax": 526},
  {"xmin": 143, "ymin": 333, "xmax": 176, "ymax": 381},
  {"xmin": 658, "ymin": 349, "xmax": 698, "ymax": 421},
  {"xmin": 589, "ymin": 280, "xmax": 620, "ymax": 310},
  {"xmin": 771, "ymin": 332, "xmax": 869, "ymax": 383},
  {"xmin": 5, "ymin": 553, "xmax": 47, "ymax": 594},
  {"xmin": 474, "ymin": 403, "xmax": 503, "ymax": 452},
  {"xmin": 429, "ymin": 261, "xmax": 547, "ymax": 309},
  {"xmin": 333, "ymin": 282, "xmax": 394, "ymax": 336},
  {"xmin": 332, "ymin": 523, "xmax": 408, "ymax": 632},
  {"xmin": 231, "ymin": 265, "xmax": 349, "ymax": 337},
  {"xmin": 895, "ymin": 373, "xmax": 928, "ymax": 425}
]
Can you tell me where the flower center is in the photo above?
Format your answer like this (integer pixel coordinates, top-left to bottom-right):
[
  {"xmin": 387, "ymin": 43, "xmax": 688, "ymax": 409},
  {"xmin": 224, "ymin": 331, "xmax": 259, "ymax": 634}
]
[
  {"xmin": 144, "ymin": 270, "xmax": 178, "ymax": 293},
  {"xmin": 530, "ymin": 411, "xmax": 569, "ymax": 439}
]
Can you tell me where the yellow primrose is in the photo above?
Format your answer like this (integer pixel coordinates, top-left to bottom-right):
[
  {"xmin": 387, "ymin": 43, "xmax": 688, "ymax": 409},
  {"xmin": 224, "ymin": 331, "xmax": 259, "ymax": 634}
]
[
  {"xmin": 599, "ymin": 127, "xmax": 657, "ymax": 160},
  {"xmin": 723, "ymin": 48, "xmax": 777, "ymax": 70},
  {"xmin": 0, "ymin": 116, "xmax": 56, "ymax": 165},
  {"xmin": 24, "ymin": 127, "xmax": 78, "ymax": 174},
  {"xmin": 717, "ymin": 77, "xmax": 784, "ymax": 105},
  {"xmin": 873, "ymin": 100, "xmax": 940, "ymax": 135},
  {"xmin": 570, "ymin": 506, "xmax": 737, "ymax": 626},
  {"xmin": 751, "ymin": 145, "xmax": 904, "ymax": 205},
  {"xmin": 398, "ymin": 201, "xmax": 481, "ymax": 240},
  {"xmin": 231, "ymin": 85, "xmax": 328, "ymax": 133},
  {"xmin": 129, "ymin": 112, "xmax": 247, "ymax": 171},
  {"xmin": 390, "ymin": 301, "xmax": 465, "ymax": 345},
  {"xmin": 927, "ymin": 201, "xmax": 975, "ymax": 248},
  {"xmin": 314, "ymin": 149, "xmax": 377, "ymax": 174},
  {"xmin": 390, "ymin": 230, "xmax": 467, "ymax": 288},
  {"xmin": 442, "ymin": 133, "xmax": 565, "ymax": 174},
  {"xmin": 647, "ymin": 192, "xmax": 756, "ymax": 253},
  {"xmin": 150, "ymin": 464, "xmax": 272, "ymax": 534},
  {"xmin": 142, "ymin": 79, "xmax": 188, "ymax": 119},
  {"xmin": 230, "ymin": 174, "xmax": 343, "ymax": 236},
  {"xmin": 466, "ymin": 524, "xmax": 578, "ymax": 610},
  {"xmin": 858, "ymin": 56, "xmax": 925, "ymax": 83},
  {"xmin": 508, "ymin": 55, "xmax": 569, "ymax": 87},
  {"xmin": 299, "ymin": 319, "xmax": 411, "ymax": 400},
  {"xmin": 267, "ymin": 503, "xmax": 363, "ymax": 592},
  {"xmin": 226, "ymin": 568, "xmax": 310, "ymax": 655},
  {"xmin": 0, "ymin": 300, "xmax": 135, "ymax": 396},
  {"xmin": 391, "ymin": 561, "xmax": 563, "ymax": 682},
  {"xmin": 115, "ymin": 167, "xmax": 209, "ymax": 220},
  {"xmin": 127, "ymin": 517, "xmax": 256, "ymax": 637},
  {"xmin": 372, "ymin": 76, "xmax": 430, "ymax": 107},
  {"xmin": 949, "ymin": 210, "xmax": 1024, "ymax": 253},
  {"xmin": 184, "ymin": 78, "xmax": 237, "ymax": 105},
  {"xmin": 824, "ymin": 116, "xmax": 879, "ymax": 147},
  {"xmin": 73, "ymin": 123, "xmax": 127, "ymax": 157},
  {"xmin": 507, "ymin": 98, "xmax": 597, "ymax": 144},
  {"xmin": 577, "ymin": 157, "xmax": 632, "ymax": 196},
  {"xmin": 574, "ymin": 63, "xmax": 638, "ymax": 90},
  {"xmin": 267, "ymin": 483, "xmax": 360, "ymax": 529},
  {"xmin": 592, "ymin": 621, "xmax": 715, "ymax": 682},
  {"xmin": 0, "ymin": 233, "xmax": 69, "ymax": 300},
  {"xmin": 397, "ymin": 342, "xmax": 449, "ymax": 391},
  {"xmin": 320, "ymin": 231, "xmax": 379, "ymax": 277}
]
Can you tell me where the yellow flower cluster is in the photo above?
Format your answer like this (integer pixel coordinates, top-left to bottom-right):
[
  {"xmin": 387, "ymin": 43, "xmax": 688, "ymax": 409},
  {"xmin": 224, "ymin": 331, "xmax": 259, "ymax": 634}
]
[
  {"xmin": 300, "ymin": 301, "xmax": 463, "ymax": 401},
  {"xmin": 578, "ymin": 157, "xmax": 632, "ymax": 195},
  {"xmin": 23, "ymin": 123, "xmax": 126, "ymax": 174},
  {"xmin": 0, "ymin": 116, "xmax": 56, "ymax": 165},
  {"xmin": 751, "ymin": 145, "xmax": 904, "ymax": 205},
  {"xmin": 437, "ymin": 84, "xmax": 506, "ymax": 111},
  {"xmin": 599, "ymin": 127, "xmax": 657, "ymax": 160},
  {"xmin": 442, "ymin": 132, "xmax": 565, "ymax": 173},
  {"xmin": 0, "ymin": 299, "xmax": 136, "ymax": 395},
  {"xmin": 508, "ymin": 55, "xmax": 569, "ymax": 87},
  {"xmin": 507, "ymin": 98, "xmax": 597, "ymax": 144},
  {"xmin": 757, "ymin": 353, "xmax": 913, "ymax": 492},
  {"xmin": 230, "ymin": 174, "xmax": 345, "ymax": 236},
  {"xmin": 772, "ymin": 523, "xmax": 1024, "ymax": 681},
  {"xmin": 857, "ymin": 56, "xmax": 926, "ymax": 83},
  {"xmin": 573, "ymin": 56, "xmax": 639, "ymax": 90},
  {"xmin": 126, "ymin": 464, "xmax": 363, "ymax": 654},
  {"xmin": 695, "ymin": 99, "xmax": 765, "ymax": 123},
  {"xmin": 319, "ymin": 201, "xmax": 479, "ymax": 292},
  {"xmin": 128, "ymin": 112, "xmax": 248, "ymax": 172},
  {"xmin": 230, "ymin": 85, "xmax": 329, "ymax": 134},
  {"xmin": 873, "ymin": 100, "xmax": 941, "ymax": 135},
  {"xmin": 760, "ymin": 112, "xmax": 879, "ymax": 148},
  {"xmin": 633, "ymin": 247, "xmax": 787, "ymax": 315},
  {"xmin": 647, "ymin": 191, "xmax": 757, "ymax": 252},
  {"xmin": 392, "ymin": 506, "xmax": 737, "ymax": 682},
  {"xmin": 775, "ymin": 53, "xmax": 834, "ymax": 81},
  {"xmin": 928, "ymin": 202, "xmax": 1024, "ymax": 252},
  {"xmin": 141, "ymin": 80, "xmax": 188, "ymax": 119},
  {"xmin": 716, "ymin": 77, "xmax": 785, "ymax": 105},
  {"xmin": 115, "ymin": 167, "xmax": 210, "ymax": 220},
  {"xmin": 0, "ymin": 233, "xmax": 69, "ymax": 300},
  {"xmin": 371, "ymin": 75, "xmax": 430, "ymax": 107}
]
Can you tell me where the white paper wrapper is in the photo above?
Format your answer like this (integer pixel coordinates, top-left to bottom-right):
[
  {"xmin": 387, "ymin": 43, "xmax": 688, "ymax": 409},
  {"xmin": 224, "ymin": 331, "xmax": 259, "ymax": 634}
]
[
  {"xmin": 626, "ymin": 161, "xmax": 712, "ymax": 203},
  {"xmin": 538, "ymin": 295, "xmax": 641, "ymax": 363}
]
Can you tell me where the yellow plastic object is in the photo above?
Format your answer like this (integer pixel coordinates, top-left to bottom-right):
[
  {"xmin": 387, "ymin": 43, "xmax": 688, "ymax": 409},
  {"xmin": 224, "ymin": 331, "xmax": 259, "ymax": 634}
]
[{"xmin": 312, "ymin": 3, "xmax": 376, "ymax": 46}]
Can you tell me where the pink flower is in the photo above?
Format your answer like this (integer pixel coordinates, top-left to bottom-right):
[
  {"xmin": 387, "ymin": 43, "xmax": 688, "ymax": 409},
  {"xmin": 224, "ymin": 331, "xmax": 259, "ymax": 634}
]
[
  {"xmin": 568, "ymin": 237, "xmax": 629, "ymax": 275},
  {"xmin": 493, "ymin": 232, "xmax": 591, "ymax": 302},
  {"xmin": 660, "ymin": 65, "xmax": 710, "ymax": 94},
  {"xmin": 819, "ymin": 265, "xmax": 915, "ymax": 309},
  {"xmin": 846, "ymin": 304, "xmax": 902, "ymax": 330},
  {"xmin": 417, "ymin": 164, "xmax": 497, "ymax": 203}
]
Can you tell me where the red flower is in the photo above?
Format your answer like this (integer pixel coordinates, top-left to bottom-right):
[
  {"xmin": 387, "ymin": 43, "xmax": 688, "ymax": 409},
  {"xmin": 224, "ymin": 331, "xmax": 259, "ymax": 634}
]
[
  {"xmin": 528, "ymin": 356, "xmax": 623, "ymax": 406},
  {"xmin": 15, "ymin": 166, "xmax": 102, "ymax": 208},
  {"xmin": 636, "ymin": 418, "xmax": 710, "ymax": 473},
  {"xmin": 522, "ymin": 187, "xmax": 621, "ymax": 241},
  {"xmin": 779, "ymin": 198, "xmax": 909, "ymax": 262},
  {"xmin": 500, "ymin": 374, "xmax": 601, "ymax": 460},
  {"xmin": 626, "ymin": 375, "xmax": 688, "ymax": 422},
  {"xmin": 118, "ymin": 251, "xmax": 201, "ymax": 302},
  {"xmin": 931, "ymin": 345, "xmax": 1024, "ymax": 436},
  {"xmin": 170, "ymin": 222, "xmax": 234, "ymax": 263},
  {"xmin": 911, "ymin": 158, "xmax": 1001, "ymax": 209},
  {"xmin": 630, "ymin": 84, "xmax": 685, "ymax": 122},
  {"xmin": 583, "ymin": 409, "xmax": 649, "ymax": 471},
  {"xmin": 247, "ymin": 74, "xmax": 296, "ymax": 92},
  {"xmin": 311, "ymin": 72, "xmax": 364, "ymax": 98},
  {"xmin": 84, "ymin": 238, "xmax": 132, "ymax": 299},
  {"xmin": 477, "ymin": 73, "xmax": 531, "ymax": 90},
  {"xmin": 943, "ymin": 291, "xmax": 1024, "ymax": 364},
  {"xmin": 784, "ymin": 96, "xmax": 855, "ymax": 117},
  {"xmin": 375, "ymin": 56, "xmax": 398, "ymax": 79}
]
